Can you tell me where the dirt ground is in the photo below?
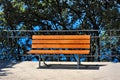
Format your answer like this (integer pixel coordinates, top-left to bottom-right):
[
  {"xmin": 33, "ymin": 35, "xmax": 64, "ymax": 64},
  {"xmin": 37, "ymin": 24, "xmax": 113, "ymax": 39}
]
[{"xmin": 0, "ymin": 61, "xmax": 120, "ymax": 80}]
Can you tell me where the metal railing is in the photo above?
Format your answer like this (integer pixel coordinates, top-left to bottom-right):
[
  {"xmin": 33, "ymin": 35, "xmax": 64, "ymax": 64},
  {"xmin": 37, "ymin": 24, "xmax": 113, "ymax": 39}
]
[{"xmin": 0, "ymin": 30, "xmax": 120, "ymax": 62}]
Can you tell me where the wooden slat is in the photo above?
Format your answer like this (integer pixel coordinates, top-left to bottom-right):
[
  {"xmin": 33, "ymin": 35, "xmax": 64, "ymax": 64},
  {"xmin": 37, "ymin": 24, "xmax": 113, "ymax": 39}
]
[
  {"xmin": 27, "ymin": 50, "xmax": 90, "ymax": 54},
  {"xmin": 32, "ymin": 44, "xmax": 90, "ymax": 48},
  {"xmin": 32, "ymin": 40, "xmax": 90, "ymax": 44},
  {"xmin": 32, "ymin": 35, "xmax": 90, "ymax": 40}
]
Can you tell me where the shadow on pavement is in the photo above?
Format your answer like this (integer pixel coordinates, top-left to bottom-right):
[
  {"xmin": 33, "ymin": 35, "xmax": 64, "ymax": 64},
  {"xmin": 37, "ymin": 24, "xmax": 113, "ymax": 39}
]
[
  {"xmin": 37, "ymin": 64, "xmax": 106, "ymax": 70},
  {"xmin": 0, "ymin": 60, "xmax": 18, "ymax": 76}
]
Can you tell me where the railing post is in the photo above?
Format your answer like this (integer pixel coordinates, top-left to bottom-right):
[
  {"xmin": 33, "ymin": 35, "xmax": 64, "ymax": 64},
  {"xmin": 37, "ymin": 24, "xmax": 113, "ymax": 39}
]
[{"xmin": 109, "ymin": 30, "xmax": 112, "ymax": 61}]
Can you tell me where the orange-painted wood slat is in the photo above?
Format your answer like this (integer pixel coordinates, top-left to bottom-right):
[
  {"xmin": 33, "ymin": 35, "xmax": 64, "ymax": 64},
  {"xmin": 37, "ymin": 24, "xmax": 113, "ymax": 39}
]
[
  {"xmin": 32, "ymin": 44, "xmax": 90, "ymax": 48},
  {"xmin": 27, "ymin": 50, "xmax": 90, "ymax": 54},
  {"xmin": 32, "ymin": 40, "xmax": 90, "ymax": 44},
  {"xmin": 32, "ymin": 35, "xmax": 90, "ymax": 40}
]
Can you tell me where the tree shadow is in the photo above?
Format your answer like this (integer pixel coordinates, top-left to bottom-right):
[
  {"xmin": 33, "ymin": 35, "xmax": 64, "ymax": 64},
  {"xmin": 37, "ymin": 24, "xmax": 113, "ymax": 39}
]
[
  {"xmin": 37, "ymin": 64, "xmax": 107, "ymax": 70},
  {"xmin": 0, "ymin": 60, "xmax": 18, "ymax": 76}
]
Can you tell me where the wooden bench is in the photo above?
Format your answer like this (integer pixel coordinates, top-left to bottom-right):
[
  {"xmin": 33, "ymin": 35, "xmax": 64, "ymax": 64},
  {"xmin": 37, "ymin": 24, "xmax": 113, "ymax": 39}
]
[{"xmin": 27, "ymin": 35, "xmax": 91, "ymax": 68}]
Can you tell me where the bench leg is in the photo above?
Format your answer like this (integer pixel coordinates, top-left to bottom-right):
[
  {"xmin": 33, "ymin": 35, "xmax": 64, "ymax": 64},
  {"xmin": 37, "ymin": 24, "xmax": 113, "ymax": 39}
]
[
  {"xmin": 42, "ymin": 55, "xmax": 48, "ymax": 66},
  {"xmin": 77, "ymin": 54, "xmax": 81, "ymax": 69},
  {"xmin": 39, "ymin": 55, "xmax": 41, "ymax": 68}
]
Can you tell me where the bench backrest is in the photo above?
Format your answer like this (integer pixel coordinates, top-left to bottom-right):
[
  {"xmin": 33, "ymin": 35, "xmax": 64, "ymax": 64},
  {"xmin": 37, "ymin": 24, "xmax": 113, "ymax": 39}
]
[{"xmin": 32, "ymin": 35, "xmax": 90, "ymax": 49}]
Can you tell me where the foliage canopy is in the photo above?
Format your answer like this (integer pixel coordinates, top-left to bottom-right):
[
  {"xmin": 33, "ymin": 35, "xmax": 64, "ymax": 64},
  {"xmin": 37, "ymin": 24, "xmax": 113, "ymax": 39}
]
[{"xmin": 0, "ymin": 0, "xmax": 120, "ymax": 30}]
